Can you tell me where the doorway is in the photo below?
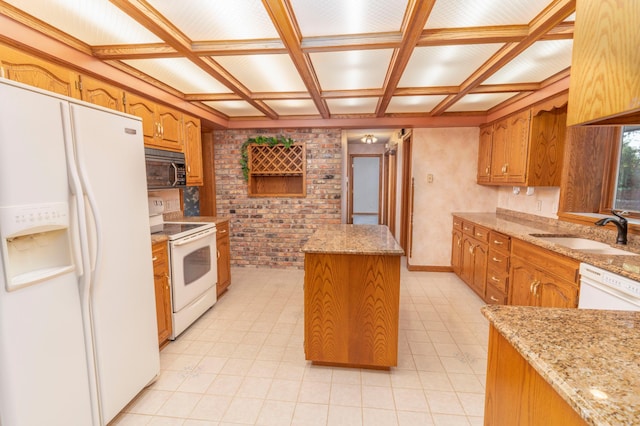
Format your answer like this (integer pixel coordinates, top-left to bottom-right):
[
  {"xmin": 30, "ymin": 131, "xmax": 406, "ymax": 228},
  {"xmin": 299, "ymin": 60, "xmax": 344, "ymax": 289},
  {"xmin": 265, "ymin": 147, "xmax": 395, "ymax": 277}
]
[{"xmin": 349, "ymin": 154, "xmax": 382, "ymax": 224}]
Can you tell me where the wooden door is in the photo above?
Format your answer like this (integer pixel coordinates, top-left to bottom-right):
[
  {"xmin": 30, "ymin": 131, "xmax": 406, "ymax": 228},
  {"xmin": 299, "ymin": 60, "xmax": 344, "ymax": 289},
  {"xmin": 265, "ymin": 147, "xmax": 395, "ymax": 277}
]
[
  {"xmin": 537, "ymin": 273, "xmax": 578, "ymax": 308},
  {"xmin": 400, "ymin": 132, "xmax": 412, "ymax": 251},
  {"xmin": 126, "ymin": 92, "xmax": 157, "ymax": 146},
  {"xmin": 509, "ymin": 256, "xmax": 536, "ymax": 306},
  {"xmin": 490, "ymin": 118, "xmax": 509, "ymax": 182},
  {"xmin": 152, "ymin": 242, "xmax": 172, "ymax": 346},
  {"xmin": 505, "ymin": 110, "xmax": 531, "ymax": 183},
  {"xmin": 80, "ymin": 75, "xmax": 124, "ymax": 111},
  {"xmin": 0, "ymin": 45, "xmax": 80, "ymax": 98},
  {"xmin": 183, "ymin": 114, "xmax": 203, "ymax": 186},
  {"xmin": 157, "ymin": 104, "xmax": 183, "ymax": 151},
  {"xmin": 471, "ymin": 241, "xmax": 488, "ymax": 298},
  {"xmin": 451, "ymin": 229, "xmax": 463, "ymax": 275},
  {"xmin": 477, "ymin": 124, "xmax": 493, "ymax": 183}
]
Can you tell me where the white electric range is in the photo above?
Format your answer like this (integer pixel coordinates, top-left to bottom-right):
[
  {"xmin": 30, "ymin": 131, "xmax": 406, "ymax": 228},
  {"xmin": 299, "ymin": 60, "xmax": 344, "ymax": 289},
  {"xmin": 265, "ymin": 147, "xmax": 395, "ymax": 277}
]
[{"xmin": 149, "ymin": 198, "xmax": 217, "ymax": 339}]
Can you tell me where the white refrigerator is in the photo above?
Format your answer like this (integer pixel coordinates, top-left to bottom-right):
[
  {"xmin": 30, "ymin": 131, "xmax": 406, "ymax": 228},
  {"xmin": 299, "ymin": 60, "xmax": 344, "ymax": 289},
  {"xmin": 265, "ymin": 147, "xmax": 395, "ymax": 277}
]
[{"xmin": 0, "ymin": 78, "xmax": 160, "ymax": 425}]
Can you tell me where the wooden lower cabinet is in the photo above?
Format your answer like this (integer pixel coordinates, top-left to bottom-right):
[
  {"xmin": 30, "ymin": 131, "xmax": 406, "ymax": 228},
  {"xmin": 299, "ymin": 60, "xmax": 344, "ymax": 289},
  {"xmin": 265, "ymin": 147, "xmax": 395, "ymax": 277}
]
[
  {"xmin": 485, "ymin": 231, "xmax": 510, "ymax": 305},
  {"xmin": 216, "ymin": 220, "xmax": 231, "ymax": 297},
  {"xmin": 304, "ymin": 252, "xmax": 400, "ymax": 368},
  {"xmin": 509, "ymin": 239, "xmax": 579, "ymax": 308},
  {"xmin": 455, "ymin": 218, "xmax": 489, "ymax": 300},
  {"xmin": 484, "ymin": 325, "xmax": 587, "ymax": 426},
  {"xmin": 152, "ymin": 241, "xmax": 172, "ymax": 347}
]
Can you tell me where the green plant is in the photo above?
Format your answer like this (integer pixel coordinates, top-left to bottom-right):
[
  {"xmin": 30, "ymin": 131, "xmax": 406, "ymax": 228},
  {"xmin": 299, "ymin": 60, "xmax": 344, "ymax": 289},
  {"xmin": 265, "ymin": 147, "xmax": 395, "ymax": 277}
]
[{"xmin": 240, "ymin": 135, "xmax": 295, "ymax": 181}]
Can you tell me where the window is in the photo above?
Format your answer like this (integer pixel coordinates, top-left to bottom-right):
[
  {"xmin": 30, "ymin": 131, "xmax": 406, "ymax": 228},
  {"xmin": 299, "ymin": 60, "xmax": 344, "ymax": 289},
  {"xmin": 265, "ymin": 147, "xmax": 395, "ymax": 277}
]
[{"xmin": 613, "ymin": 126, "xmax": 640, "ymax": 214}]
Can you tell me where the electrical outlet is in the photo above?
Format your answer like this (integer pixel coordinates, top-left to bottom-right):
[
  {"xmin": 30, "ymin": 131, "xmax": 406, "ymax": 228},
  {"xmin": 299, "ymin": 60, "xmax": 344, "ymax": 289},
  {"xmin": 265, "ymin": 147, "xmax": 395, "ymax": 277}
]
[{"xmin": 427, "ymin": 174, "xmax": 434, "ymax": 183}]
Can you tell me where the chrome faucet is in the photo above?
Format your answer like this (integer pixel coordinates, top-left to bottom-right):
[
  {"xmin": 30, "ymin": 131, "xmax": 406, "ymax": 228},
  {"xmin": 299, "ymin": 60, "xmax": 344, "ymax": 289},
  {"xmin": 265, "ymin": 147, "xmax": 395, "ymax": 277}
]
[{"xmin": 594, "ymin": 210, "xmax": 628, "ymax": 245}]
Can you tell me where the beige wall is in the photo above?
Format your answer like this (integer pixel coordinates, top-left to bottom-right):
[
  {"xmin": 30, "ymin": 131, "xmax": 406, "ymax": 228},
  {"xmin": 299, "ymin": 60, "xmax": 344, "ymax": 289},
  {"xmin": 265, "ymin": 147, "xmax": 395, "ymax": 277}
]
[{"xmin": 409, "ymin": 128, "xmax": 499, "ymax": 267}]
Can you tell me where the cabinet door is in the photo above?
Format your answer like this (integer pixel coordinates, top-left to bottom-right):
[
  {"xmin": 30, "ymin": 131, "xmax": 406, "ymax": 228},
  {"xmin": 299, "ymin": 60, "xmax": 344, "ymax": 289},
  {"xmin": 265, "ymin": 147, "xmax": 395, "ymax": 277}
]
[
  {"xmin": 183, "ymin": 114, "xmax": 203, "ymax": 186},
  {"xmin": 126, "ymin": 92, "xmax": 157, "ymax": 146},
  {"xmin": 471, "ymin": 242, "xmax": 488, "ymax": 298},
  {"xmin": 0, "ymin": 44, "xmax": 80, "ymax": 98},
  {"xmin": 451, "ymin": 229, "xmax": 463, "ymax": 275},
  {"xmin": 490, "ymin": 118, "xmax": 509, "ymax": 182},
  {"xmin": 477, "ymin": 125, "xmax": 493, "ymax": 183},
  {"xmin": 509, "ymin": 256, "xmax": 536, "ymax": 306},
  {"xmin": 505, "ymin": 110, "xmax": 531, "ymax": 184},
  {"xmin": 216, "ymin": 232, "xmax": 231, "ymax": 297},
  {"xmin": 152, "ymin": 242, "xmax": 172, "ymax": 346},
  {"xmin": 80, "ymin": 75, "xmax": 124, "ymax": 111},
  {"xmin": 460, "ymin": 235, "xmax": 475, "ymax": 285},
  {"xmin": 156, "ymin": 104, "xmax": 183, "ymax": 151},
  {"xmin": 537, "ymin": 273, "xmax": 578, "ymax": 308}
]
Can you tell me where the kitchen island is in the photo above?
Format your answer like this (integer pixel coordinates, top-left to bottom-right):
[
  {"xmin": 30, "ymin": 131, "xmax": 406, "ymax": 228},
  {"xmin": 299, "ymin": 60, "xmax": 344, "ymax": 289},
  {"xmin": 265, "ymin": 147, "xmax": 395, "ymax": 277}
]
[
  {"xmin": 482, "ymin": 305, "xmax": 640, "ymax": 426},
  {"xmin": 302, "ymin": 224, "xmax": 404, "ymax": 369}
]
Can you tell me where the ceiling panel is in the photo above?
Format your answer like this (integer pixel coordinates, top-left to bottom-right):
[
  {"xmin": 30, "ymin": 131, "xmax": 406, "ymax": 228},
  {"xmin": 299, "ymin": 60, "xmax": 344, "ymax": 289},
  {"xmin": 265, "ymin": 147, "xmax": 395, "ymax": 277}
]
[
  {"xmin": 202, "ymin": 100, "xmax": 263, "ymax": 117},
  {"xmin": 386, "ymin": 95, "xmax": 448, "ymax": 114},
  {"xmin": 310, "ymin": 49, "xmax": 394, "ymax": 91},
  {"xmin": 122, "ymin": 58, "xmax": 232, "ymax": 94},
  {"xmin": 290, "ymin": 0, "xmax": 409, "ymax": 37},
  {"xmin": 326, "ymin": 98, "xmax": 379, "ymax": 115},
  {"xmin": 4, "ymin": 0, "xmax": 160, "ymax": 44},
  {"xmin": 400, "ymin": 44, "xmax": 503, "ymax": 87},
  {"xmin": 425, "ymin": 0, "xmax": 554, "ymax": 28},
  {"xmin": 147, "ymin": 0, "xmax": 278, "ymax": 41},
  {"xmin": 484, "ymin": 40, "xmax": 573, "ymax": 84},
  {"xmin": 447, "ymin": 93, "xmax": 519, "ymax": 112},
  {"xmin": 213, "ymin": 54, "xmax": 308, "ymax": 93},
  {"xmin": 265, "ymin": 99, "xmax": 320, "ymax": 116}
]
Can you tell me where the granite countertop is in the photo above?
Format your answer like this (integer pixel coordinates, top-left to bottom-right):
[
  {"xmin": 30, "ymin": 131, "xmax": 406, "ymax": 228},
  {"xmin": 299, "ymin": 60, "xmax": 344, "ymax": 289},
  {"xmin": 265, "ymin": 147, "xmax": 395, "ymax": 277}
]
[
  {"xmin": 302, "ymin": 224, "xmax": 404, "ymax": 255},
  {"xmin": 482, "ymin": 305, "xmax": 640, "ymax": 426},
  {"xmin": 453, "ymin": 211, "xmax": 640, "ymax": 282}
]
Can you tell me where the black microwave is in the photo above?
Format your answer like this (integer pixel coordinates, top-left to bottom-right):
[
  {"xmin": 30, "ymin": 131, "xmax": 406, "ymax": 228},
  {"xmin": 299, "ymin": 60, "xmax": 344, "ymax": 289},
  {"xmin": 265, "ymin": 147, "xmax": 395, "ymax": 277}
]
[{"xmin": 144, "ymin": 147, "xmax": 187, "ymax": 189}]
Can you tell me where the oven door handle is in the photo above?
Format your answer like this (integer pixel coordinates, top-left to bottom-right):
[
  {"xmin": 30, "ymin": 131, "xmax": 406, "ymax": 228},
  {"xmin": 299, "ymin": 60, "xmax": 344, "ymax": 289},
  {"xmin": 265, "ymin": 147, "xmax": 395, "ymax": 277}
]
[{"xmin": 172, "ymin": 229, "xmax": 216, "ymax": 246}]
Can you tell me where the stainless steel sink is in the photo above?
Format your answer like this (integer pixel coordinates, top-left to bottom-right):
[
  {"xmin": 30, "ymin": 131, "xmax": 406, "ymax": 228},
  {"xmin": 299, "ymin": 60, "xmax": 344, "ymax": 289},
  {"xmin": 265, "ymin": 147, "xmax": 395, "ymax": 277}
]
[{"xmin": 530, "ymin": 234, "xmax": 638, "ymax": 256}]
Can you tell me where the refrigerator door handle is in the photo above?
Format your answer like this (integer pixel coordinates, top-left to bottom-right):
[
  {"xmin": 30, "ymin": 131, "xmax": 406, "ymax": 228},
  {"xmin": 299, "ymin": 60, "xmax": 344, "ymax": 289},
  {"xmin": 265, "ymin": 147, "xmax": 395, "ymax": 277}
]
[{"xmin": 60, "ymin": 103, "xmax": 102, "ymax": 426}]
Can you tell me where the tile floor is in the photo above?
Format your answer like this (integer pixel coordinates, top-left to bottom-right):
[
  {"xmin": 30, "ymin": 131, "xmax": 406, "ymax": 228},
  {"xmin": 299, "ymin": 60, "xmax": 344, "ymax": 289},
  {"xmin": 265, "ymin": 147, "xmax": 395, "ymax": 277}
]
[{"xmin": 111, "ymin": 263, "xmax": 489, "ymax": 426}]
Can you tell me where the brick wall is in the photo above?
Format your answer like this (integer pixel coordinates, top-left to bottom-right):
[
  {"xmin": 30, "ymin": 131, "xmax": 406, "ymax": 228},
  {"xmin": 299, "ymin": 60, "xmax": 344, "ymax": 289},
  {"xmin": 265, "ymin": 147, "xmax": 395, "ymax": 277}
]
[{"xmin": 213, "ymin": 128, "xmax": 342, "ymax": 268}]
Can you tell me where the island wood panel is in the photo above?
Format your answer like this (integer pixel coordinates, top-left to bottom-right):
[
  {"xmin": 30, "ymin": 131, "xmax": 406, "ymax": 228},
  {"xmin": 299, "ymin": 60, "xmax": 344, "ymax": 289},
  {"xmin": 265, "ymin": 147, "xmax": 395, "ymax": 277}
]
[
  {"xmin": 304, "ymin": 252, "xmax": 400, "ymax": 368},
  {"xmin": 484, "ymin": 325, "xmax": 587, "ymax": 426}
]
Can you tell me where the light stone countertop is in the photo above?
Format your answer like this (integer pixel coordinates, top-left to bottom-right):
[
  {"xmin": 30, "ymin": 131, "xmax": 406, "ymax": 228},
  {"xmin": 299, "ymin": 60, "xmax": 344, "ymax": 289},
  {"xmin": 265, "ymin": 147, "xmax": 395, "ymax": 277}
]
[
  {"xmin": 482, "ymin": 305, "xmax": 640, "ymax": 426},
  {"xmin": 453, "ymin": 211, "xmax": 640, "ymax": 282},
  {"xmin": 302, "ymin": 224, "xmax": 404, "ymax": 255}
]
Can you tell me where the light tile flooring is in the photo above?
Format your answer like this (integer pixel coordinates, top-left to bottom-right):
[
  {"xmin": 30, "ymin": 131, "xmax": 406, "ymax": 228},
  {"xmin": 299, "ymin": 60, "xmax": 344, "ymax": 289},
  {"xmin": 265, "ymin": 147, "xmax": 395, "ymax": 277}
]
[{"xmin": 111, "ymin": 263, "xmax": 489, "ymax": 426}]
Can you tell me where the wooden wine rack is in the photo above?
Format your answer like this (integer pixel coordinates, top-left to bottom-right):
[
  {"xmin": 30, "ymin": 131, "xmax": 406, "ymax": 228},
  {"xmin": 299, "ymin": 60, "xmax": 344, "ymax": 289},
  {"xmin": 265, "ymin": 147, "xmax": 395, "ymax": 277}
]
[{"xmin": 248, "ymin": 143, "xmax": 306, "ymax": 197}]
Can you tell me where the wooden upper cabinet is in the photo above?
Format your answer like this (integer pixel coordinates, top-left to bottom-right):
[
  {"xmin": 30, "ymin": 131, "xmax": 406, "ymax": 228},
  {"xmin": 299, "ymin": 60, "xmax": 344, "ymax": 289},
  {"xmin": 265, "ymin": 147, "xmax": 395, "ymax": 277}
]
[
  {"xmin": 79, "ymin": 74, "xmax": 124, "ymax": 112},
  {"xmin": 567, "ymin": 0, "xmax": 640, "ymax": 125},
  {"xmin": 477, "ymin": 125, "xmax": 493, "ymax": 183},
  {"xmin": 0, "ymin": 44, "xmax": 80, "ymax": 98},
  {"xmin": 125, "ymin": 92, "xmax": 183, "ymax": 152},
  {"xmin": 480, "ymin": 94, "xmax": 567, "ymax": 187},
  {"xmin": 183, "ymin": 113, "xmax": 203, "ymax": 186}
]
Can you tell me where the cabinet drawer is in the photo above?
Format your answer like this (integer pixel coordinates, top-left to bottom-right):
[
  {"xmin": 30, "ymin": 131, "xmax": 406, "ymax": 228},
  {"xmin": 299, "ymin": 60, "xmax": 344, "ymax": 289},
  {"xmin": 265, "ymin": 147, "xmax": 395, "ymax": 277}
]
[
  {"xmin": 462, "ymin": 221, "xmax": 474, "ymax": 235},
  {"xmin": 487, "ymin": 265, "xmax": 508, "ymax": 292},
  {"xmin": 489, "ymin": 231, "xmax": 510, "ymax": 252},
  {"xmin": 472, "ymin": 225, "xmax": 489, "ymax": 243},
  {"xmin": 488, "ymin": 250, "xmax": 509, "ymax": 273},
  {"xmin": 486, "ymin": 283, "xmax": 507, "ymax": 305},
  {"xmin": 216, "ymin": 221, "xmax": 229, "ymax": 239},
  {"xmin": 453, "ymin": 217, "xmax": 463, "ymax": 231}
]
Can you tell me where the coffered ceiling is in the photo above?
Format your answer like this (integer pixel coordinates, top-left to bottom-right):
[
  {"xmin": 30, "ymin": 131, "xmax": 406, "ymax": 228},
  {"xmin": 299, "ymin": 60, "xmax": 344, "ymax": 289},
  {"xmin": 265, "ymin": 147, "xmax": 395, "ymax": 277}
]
[{"xmin": 0, "ymin": 0, "xmax": 575, "ymax": 127}]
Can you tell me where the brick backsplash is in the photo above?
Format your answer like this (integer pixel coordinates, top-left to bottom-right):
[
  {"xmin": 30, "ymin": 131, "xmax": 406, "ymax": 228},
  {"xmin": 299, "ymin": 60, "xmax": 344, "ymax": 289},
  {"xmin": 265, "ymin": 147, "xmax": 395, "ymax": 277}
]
[{"xmin": 214, "ymin": 128, "xmax": 342, "ymax": 268}]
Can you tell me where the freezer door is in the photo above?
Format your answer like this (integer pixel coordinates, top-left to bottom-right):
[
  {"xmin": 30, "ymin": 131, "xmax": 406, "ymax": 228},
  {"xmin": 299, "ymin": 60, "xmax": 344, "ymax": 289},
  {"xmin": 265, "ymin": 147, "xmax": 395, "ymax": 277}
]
[
  {"xmin": 0, "ymin": 79, "xmax": 94, "ymax": 425},
  {"xmin": 68, "ymin": 102, "xmax": 160, "ymax": 424}
]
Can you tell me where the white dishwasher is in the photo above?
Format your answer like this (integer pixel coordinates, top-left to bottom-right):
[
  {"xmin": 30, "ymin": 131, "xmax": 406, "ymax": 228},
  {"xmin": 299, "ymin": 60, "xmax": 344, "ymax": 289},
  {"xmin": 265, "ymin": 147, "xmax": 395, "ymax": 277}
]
[{"xmin": 578, "ymin": 263, "xmax": 640, "ymax": 311}]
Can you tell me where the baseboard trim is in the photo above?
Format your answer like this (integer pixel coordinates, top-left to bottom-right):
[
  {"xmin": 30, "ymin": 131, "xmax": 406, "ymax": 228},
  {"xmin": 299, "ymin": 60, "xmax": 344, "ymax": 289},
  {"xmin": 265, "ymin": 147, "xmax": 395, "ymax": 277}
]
[{"xmin": 406, "ymin": 264, "xmax": 454, "ymax": 272}]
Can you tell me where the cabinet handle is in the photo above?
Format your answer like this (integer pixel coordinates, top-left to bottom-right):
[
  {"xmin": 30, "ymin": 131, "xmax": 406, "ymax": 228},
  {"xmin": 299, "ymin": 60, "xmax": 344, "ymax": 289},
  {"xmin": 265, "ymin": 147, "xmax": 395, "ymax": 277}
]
[
  {"xmin": 530, "ymin": 280, "xmax": 541, "ymax": 295},
  {"xmin": 493, "ymin": 240, "xmax": 503, "ymax": 245},
  {"xmin": 534, "ymin": 281, "xmax": 541, "ymax": 297},
  {"xmin": 485, "ymin": 166, "xmax": 490, "ymax": 174},
  {"xmin": 491, "ymin": 257, "xmax": 502, "ymax": 263},
  {"xmin": 491, "ymin": 276, "xmax": 500, "ymax": 282},
  {"xmin": 469, "ymin": 245, "xmax": 475, "ymax": 254},
  {"xmin": 152, "ymin": 256, "xmax": 158, "ymax": 262},
  {"xmin": 529, "ymin": 280, "xmax": 537, "ymax": 293},
  {"xmin": 217, "ymin": 250, "xmax": 220, "ymax": 259},
  {"xmin": 476, "ymin": 232, "xmax": 483, "ymax": 237},
  {"xmin": 457, "ymin": 238, "xmax": 461, "ymax": 247},
  {"xmin": 219, "ymin": 229, "xmax": 227, "ymax": 234},
  {"xmin": 490, "ymin": 296, "xmax": 499, "ymax": 302}
]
